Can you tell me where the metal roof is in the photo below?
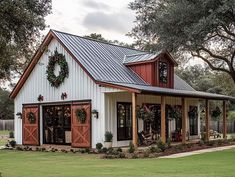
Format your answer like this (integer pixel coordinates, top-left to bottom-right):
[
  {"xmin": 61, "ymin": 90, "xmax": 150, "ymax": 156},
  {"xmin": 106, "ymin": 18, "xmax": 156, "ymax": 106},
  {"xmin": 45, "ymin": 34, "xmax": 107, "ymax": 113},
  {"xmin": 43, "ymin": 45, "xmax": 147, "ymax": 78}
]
[
  {"xmin": 123, "ymin": 52, "xmax": 160, "ymax": 64},
  {"xmin": 52, "ymin": 30, "xmax": 234, "ymax": 100},
  {"xmin": 102, "ymin": 82, "xmax": 233, "ymax": 100}
]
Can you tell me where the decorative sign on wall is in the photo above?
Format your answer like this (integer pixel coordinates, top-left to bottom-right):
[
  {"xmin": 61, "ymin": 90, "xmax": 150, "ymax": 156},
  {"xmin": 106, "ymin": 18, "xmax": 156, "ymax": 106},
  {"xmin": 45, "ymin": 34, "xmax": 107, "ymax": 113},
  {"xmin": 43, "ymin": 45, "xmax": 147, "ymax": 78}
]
[{"xmin": 46, "ymin": 49, "xmax": 69, "ymax": 88}]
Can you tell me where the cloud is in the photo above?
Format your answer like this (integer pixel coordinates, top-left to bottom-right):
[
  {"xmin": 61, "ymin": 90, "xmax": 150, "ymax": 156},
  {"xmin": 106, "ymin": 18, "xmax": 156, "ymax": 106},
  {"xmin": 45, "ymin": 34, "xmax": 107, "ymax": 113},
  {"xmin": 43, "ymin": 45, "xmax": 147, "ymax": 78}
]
[
  {"xmin": 83, "ymin": 0, "xmax": 110, "ymax": 10},
  {"xmin": 83, "ymin": 11, "xmax": 134, "ymax": 33}
]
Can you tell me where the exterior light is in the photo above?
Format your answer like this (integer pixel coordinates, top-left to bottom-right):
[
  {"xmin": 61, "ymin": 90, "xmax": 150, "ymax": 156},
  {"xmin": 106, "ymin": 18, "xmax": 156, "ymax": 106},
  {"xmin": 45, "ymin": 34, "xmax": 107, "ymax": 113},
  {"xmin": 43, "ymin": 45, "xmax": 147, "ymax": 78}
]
[
  {"xmin": 92, "ymin": 109, "xmax": 98, "ymax": 119},
  {"xmin": 16, "ymin": 112, "xmax": 22, "ymax": 119}
]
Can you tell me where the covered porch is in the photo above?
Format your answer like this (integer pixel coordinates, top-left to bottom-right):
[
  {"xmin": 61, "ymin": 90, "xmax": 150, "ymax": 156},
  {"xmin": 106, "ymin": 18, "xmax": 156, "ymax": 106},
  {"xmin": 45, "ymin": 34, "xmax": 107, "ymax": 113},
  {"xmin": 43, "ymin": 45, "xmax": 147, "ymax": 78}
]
[
  {"xmin": 104, "ymin": 88, "xmax": 231, "ymax": 148},
  {"xmin": 132, "ymin": 93, "xmax": 228, "ymax": 147}
]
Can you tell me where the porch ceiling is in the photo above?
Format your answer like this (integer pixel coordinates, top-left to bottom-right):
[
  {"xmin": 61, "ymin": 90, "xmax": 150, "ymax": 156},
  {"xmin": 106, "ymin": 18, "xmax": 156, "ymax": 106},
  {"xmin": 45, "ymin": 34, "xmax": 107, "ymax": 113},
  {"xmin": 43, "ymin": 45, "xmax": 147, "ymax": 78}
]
[{"xmin": 102, "ymin": 81, "xmax": 235, "ymax": 100}]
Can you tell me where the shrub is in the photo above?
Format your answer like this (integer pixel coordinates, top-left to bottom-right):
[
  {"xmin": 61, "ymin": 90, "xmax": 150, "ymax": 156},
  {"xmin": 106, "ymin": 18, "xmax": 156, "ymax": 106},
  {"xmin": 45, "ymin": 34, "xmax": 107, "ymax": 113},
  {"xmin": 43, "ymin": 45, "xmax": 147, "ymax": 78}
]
[
  {"xmin": 157, "ymin": 140, "xmax": 167, "ymax": 152},
  {"xmin": 85, "ymin": 148, "xmax": 90, "ymax": 153},
  {"xmin": 16, "ymin": 146, "xmax": 23, "ymax": 151},
  {"xmin": 107, "ymin": 147, "xmax": 114, "ymax": 154},
  {"xmin": 116, "ymin": 147, "xmax": 122, "ymax": 152},
  {"xmin": 206, "ymin": 140, "xmax": 216, "ymax": 146},
  {"xmin": 104, "ymin": 131, "xmax": 113, "ymax": 142},
  {"xmin": 9, "ymin": 131, "xmax": 14, "ymax": 138},
  {"xmin": 9, "ymin": 140, "xmax": 16, "ymax": 148},
  {"xmin": 174, "ymin": 144, "xmax": 184, "ymax": 151},
  {"xmin": 78, "ymin": 149, "xmax": 86, "ymax": 153},
  {"xmin": 201, "ymin": 132, "xmax": 206, "ymax": 142},
  {"xmin": 102, "ymin": 147, "xmax": 108, "ymax": 153},
  {"xmin": 166, "ymin": 138, "xmax": 171, "ymax": 148},
  {"xmin": 149, "ymin": 145, "xmax": 160, "ymax": 153},
  {"xmin": 128, "ymin": 142, "xmax": 135, "ymax": 153},
  {"xmin": 96, "ymin": 143, "xmax": 103, "ymax": 151},
  {"xmin": 198, "ymin": 140, "xmax": 205, "ymax": 146}
]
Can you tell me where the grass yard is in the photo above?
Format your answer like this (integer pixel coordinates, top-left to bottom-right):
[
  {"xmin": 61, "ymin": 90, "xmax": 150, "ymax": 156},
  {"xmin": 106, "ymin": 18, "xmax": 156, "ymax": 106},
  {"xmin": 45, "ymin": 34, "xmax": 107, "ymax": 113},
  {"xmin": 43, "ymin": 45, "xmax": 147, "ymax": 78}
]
[
  {"xmin": 0, "ymin": 149, "xmax": 235, "ymax": 177},
  {"xmin": 0, "ymin": 130, "xmax": 10, "ymax": 135}
]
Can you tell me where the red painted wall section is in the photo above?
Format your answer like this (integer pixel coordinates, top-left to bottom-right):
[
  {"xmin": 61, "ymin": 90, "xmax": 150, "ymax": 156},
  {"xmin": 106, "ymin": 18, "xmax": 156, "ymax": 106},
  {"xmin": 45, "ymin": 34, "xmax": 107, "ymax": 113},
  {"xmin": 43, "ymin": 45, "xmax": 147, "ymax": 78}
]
[
  {"xmin": 128, "ymin": 54, "xmax": 175, "ymax": 88},
  {"xmin": 129, "ymin": 63, "xmax": 155, "ymax": 85}
]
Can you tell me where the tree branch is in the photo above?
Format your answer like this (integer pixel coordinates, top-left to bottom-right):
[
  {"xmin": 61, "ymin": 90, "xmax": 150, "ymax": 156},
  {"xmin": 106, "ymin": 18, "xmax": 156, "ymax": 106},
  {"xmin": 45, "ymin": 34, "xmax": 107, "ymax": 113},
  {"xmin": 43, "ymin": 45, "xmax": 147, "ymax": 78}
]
[
  {"xmin": 221, "ymin": 24, "xmax": 235, "ymax": 38},
  {"xmin": 198, "ymin": 46, "xmax": 230, "ymax": 65},
  {"xmin": 191, "ymin": 52, "xmax": 231, "ymax": 74}
]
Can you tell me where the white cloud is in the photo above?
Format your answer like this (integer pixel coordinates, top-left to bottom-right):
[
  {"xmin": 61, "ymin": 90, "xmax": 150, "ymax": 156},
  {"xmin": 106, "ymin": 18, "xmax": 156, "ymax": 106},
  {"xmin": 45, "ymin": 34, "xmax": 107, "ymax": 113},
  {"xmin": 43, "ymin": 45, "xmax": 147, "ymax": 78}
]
[{"xmin": 44, "ymin": 0, "xmax": 135, "ymax": 43}]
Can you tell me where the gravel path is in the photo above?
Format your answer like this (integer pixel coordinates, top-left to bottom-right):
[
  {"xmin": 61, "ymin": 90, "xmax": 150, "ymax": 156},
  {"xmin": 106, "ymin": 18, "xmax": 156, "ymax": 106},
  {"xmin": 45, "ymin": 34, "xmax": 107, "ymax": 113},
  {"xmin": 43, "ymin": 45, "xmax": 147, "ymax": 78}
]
[{"xmin": 159, "ymin": 145, "xmax": 235, "ymax": 158}]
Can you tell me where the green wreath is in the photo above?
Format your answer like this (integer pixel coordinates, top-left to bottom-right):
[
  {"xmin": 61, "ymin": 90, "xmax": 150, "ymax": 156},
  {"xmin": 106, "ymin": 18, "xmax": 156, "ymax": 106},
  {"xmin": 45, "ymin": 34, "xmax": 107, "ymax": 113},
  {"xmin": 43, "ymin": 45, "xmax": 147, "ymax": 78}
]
[
  {"xmin": 27, "ymin": 112, "xmax": 36, "ymax": 124},
  {"xmin": 76, "ymin": 108, "xmax": 87, "ymax": 124},
  {"xmin": 46, "ymin": 49, "xmax": 69, "ymax": 87}
]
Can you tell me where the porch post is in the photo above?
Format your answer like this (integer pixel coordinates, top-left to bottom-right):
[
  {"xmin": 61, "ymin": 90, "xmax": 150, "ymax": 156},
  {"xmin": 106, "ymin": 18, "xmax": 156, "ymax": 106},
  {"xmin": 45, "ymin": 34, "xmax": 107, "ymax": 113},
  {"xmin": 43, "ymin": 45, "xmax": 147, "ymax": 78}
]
[
  {"xmin": 132, "ymin": 92, "xmax": 138, "ymax": 148},
  {"xmin": 223, "ymin": 100, "xmax": 227, "ymax": 139},
  {"xmin": 205, "ymin": 99, "xmax": 210, "ymax": 141},
  {"xmin": 161, "ymin": 96, "xmax": 166, "ymax": 143},
  {"xmin": 182, "ymin": 98, "xmax": 187, "ymax": 144}
]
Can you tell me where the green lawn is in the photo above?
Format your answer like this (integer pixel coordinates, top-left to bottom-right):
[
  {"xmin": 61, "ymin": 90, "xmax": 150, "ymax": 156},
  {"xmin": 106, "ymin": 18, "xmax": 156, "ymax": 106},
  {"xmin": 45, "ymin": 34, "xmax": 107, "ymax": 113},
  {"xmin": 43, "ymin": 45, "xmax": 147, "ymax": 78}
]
[
  {"xmin": 0, "ymin": 149, "xmax": 235, "ymax": 177},
  {"xmin": 0, "ymin": 130, "xmax": 10, "ymax": 135}
]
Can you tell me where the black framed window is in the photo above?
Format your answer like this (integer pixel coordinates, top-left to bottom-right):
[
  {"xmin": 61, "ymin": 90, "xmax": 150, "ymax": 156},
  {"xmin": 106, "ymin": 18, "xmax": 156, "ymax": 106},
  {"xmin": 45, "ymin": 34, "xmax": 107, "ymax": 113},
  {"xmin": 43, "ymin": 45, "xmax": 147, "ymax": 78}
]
[
  {"xmin": 159, "ymin": 62, "xmax": 168, "ymax": 83},
  {"xmin": 189, "ymin": 106, "xmax": 198, "ymax": 135},
  {"xmin": 117, "ymin": 102, "xmax": 132, "ymax": 141}
]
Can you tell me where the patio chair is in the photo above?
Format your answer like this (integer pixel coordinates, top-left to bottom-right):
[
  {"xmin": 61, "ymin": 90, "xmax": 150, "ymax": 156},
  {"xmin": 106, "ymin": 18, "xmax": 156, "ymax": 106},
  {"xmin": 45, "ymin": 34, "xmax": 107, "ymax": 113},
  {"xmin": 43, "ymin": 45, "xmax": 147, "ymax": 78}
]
[{"xmin": 138, "ymin": 131, "xmax": 154, "ymax": 146}]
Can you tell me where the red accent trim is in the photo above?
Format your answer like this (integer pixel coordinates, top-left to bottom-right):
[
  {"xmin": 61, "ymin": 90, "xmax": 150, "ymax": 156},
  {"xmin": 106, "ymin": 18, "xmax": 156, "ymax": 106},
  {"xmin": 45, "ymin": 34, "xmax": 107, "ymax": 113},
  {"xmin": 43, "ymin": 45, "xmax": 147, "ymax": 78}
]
[
  {"xmin": 96, "ymin": 81, "xmax": 141, "ymax": 93},
  {"xmin": 10, "ymin": 32, "xmax": 54, "ymax": 99}
]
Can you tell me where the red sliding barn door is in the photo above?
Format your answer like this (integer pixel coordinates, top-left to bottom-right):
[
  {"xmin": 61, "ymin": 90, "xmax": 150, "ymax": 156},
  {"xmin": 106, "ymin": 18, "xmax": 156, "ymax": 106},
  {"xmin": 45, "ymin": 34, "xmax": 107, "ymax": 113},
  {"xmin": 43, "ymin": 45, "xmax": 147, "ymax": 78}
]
[
  {"xmin": 71, "ymin": 102, "xmax": 91, "ymax": 148},
  {"xmin": 22, "ymin": 105, "xmax": 40, "ymax": 145}
]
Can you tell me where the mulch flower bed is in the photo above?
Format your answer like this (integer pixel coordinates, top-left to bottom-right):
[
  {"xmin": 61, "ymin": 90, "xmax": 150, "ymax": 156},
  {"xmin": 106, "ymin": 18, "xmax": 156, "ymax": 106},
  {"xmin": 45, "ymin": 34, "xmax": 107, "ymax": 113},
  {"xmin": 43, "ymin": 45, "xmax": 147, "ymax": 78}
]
[{"xmin": 2, "ymin": 139, "xmax": 235, "ymax": 159}]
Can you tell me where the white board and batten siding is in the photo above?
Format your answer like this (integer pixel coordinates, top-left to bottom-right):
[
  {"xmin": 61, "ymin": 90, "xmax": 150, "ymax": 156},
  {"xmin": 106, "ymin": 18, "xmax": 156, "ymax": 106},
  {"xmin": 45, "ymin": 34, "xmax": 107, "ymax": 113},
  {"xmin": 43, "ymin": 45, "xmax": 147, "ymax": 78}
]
[
  {"xmin": 105, "ymin": 92, "xmax": 200, "ymax": 147},
  {"xmin": 14, "ymin": 38, "xmax": 120, "ymax": 148}
]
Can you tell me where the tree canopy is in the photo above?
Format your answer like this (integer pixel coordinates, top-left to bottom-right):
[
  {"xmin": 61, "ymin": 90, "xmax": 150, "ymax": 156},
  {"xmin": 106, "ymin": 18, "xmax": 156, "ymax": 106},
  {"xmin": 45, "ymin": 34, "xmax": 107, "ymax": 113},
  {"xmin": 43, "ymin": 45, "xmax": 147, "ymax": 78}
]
[
  {"xmin": 129, "ymin": 0, "xmax": 235, "ymax": 82},
  {"xmin": 0, "ymin": 88, "xmax": 13, "ymax": 119},
  {"xmin": 0, "ymin": 0, "xmax": 51, "ymax": 83},
  {"xmin": 84, "ymin": 33, "xmax": 133, "ymax": 48}
]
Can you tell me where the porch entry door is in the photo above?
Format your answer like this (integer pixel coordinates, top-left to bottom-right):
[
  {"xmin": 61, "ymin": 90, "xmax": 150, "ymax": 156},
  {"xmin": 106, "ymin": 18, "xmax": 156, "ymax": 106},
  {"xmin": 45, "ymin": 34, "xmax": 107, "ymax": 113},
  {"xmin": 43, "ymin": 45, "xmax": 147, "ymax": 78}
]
[
  {"xmin": 71, "ymin": 102, "xmax": 91, "ymax": 148},
  {"xmin": 22, "ymin": 105, "xmax": 40, "ymax": 145}
]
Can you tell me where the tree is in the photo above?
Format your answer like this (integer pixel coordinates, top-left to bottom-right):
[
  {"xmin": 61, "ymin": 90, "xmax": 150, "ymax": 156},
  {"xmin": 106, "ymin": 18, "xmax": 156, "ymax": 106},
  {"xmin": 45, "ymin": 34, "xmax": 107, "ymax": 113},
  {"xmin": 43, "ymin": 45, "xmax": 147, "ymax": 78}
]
[
  {"xmin": 129, "ymin": 0, "xmax": 235, "ymax": 82},
  {"xmin": 0, "ymin": 88, "xmax": 13, "ymax": 119},
  {"xmin": 84, "ymin": 33, "xmax": 134, "ymax": 48},
  {"xmin": 0, "ymin": 0, "xmax": 52, "ymax": 82}
]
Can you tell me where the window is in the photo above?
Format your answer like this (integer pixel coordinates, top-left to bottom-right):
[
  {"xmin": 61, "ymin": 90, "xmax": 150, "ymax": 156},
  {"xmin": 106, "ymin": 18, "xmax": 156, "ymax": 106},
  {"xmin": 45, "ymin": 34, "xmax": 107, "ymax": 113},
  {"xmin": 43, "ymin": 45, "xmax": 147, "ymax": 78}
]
[
  {"xmin": 117, "ymin": 102, "xmax": 132, "ymax": 141},
  {"xmin": 189, "ymin": 106, "xmax": 198, "ymax": 135},
  {"xmin": 159, "ymin": 62, "xmax": 168, "ymax": 83}
]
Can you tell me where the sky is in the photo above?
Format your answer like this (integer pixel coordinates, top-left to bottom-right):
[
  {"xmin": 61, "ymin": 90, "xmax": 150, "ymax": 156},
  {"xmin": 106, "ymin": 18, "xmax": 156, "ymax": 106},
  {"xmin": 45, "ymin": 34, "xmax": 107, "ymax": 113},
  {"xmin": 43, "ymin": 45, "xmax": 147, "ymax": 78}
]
[
  {"xmin": 44, "ymin": 0, "xmax": 202, "ymax": 65},
  {"xmin": 44, "ymin": 0, "xmax": 135, "ymax": 43}
]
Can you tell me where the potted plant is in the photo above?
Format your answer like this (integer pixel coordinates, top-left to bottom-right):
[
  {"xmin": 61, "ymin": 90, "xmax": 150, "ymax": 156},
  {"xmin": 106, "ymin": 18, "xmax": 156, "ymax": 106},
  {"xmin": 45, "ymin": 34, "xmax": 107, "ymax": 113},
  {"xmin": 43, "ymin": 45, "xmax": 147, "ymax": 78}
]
[{"xmin": 104, "ymin": 131, "xmax": 113, "ymax": 148}]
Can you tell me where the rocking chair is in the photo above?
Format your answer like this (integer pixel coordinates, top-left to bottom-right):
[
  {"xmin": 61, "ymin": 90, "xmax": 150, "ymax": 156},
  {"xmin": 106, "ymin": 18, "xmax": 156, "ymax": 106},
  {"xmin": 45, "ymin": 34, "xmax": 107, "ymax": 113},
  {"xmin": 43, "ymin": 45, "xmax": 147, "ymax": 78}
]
[{"xmin": 138, "ymin": 131, "xmax": 154, "ymax": 146}]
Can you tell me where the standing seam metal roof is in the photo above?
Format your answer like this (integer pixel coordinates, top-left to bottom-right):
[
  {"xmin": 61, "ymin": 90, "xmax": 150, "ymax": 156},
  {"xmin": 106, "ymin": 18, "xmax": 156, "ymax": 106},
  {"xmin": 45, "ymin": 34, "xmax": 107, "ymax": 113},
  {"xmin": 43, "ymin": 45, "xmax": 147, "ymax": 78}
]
[{"xmin": 52, "ymin": 30, "xmax": 235, "ymax": 100}]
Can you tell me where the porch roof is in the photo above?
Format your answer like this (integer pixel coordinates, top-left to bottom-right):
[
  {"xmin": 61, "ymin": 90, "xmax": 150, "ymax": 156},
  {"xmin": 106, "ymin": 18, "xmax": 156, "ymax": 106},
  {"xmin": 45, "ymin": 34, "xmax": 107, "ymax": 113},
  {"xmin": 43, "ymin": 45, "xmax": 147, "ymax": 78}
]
[{"xmin": 103, "ymin": 81, "xmax": 235, "ymax": 100}]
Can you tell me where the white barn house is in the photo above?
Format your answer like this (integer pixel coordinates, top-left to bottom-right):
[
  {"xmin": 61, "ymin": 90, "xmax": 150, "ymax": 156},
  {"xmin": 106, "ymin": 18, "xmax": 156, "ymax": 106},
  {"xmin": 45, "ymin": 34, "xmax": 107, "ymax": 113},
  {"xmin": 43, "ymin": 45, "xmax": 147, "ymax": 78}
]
[{"xmin": 10, "ymin": 30, "xmax": 233, "ymax": 148}]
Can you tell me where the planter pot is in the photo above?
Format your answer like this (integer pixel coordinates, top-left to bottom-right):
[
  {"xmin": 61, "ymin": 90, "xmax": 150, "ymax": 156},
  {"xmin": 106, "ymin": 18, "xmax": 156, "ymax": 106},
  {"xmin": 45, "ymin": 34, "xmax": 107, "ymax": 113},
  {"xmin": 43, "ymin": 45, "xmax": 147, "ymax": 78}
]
[{"xmin": 104, "ymin": 142, "xmax": 112, "ymax": 148}]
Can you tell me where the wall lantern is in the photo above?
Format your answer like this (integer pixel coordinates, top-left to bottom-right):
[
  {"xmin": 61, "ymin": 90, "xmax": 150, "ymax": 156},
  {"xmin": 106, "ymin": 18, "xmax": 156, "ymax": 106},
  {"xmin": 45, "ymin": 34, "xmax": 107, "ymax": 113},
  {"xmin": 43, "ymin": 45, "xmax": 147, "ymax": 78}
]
[
  {"xmin": 92, "ymin": 109, "xmax": 99, "ymax": 119},
  {"xmin": 16, "ymin": 112, "xmax": 22, "ymax": 119},
  {"xmin": 61, "ymin": 92, "xmax": 67, "ymax": 100},
  {"xmin": 37, "ymin": 94, "xmax": 44, "ymax": 101}
]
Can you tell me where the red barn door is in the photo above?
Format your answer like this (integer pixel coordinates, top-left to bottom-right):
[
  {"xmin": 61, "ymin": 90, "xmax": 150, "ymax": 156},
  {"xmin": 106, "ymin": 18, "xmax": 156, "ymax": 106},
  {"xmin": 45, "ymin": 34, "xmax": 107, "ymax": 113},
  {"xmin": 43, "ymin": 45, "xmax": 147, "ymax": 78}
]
[
  {"xmin": 71, "ymin": 102, "xmax": 91, "ymax": 148},
  {"xmin": 22, "ymin": 105, "xmax": 40, "ymax": 145}
]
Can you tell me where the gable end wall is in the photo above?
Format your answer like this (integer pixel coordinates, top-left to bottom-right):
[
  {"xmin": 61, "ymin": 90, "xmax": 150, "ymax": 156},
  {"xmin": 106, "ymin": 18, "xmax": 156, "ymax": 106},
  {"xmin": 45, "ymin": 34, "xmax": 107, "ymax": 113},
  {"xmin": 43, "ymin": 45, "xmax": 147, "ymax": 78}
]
[{"xmin": 14, "ymin": 38, "xmax": 121, "ymax": 148}]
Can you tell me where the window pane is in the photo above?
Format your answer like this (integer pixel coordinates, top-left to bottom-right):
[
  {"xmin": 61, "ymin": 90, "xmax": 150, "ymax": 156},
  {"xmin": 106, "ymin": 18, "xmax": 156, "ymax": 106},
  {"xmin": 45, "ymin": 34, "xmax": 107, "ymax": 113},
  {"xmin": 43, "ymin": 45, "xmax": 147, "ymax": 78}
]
[
  {"xmin": 117, "ymin": 103, "xmax": 132, "ymax": 140},
  {"xmin": 159, "ymin": 62, "xmax": 168, "ymax": 83}
]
